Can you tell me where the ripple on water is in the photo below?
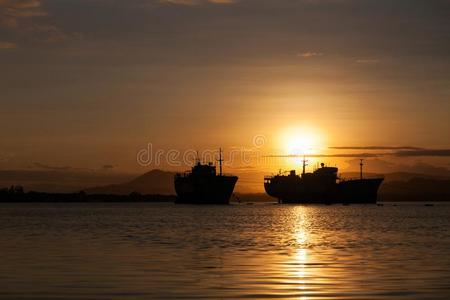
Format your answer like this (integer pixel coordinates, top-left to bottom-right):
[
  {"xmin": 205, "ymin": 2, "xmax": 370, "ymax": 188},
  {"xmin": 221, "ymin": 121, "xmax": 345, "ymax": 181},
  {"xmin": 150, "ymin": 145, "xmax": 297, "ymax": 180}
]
[{"xmin": 0, "ymin": 203, "xmax": 449, "ymax": 299}]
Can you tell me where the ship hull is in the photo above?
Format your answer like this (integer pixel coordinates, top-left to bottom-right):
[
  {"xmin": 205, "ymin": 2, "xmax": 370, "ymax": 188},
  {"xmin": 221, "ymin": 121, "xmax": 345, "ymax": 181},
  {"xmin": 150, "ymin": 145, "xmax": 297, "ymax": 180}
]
[
  {"xmin": 174, "ymin": 175, "xmax": 238, "ymax": 204},
  {"xmin": 337, "ymin": 178, "xmax": 384, "ymax": 204},
  {"xmin": 265, "ymin": 178, "xmax": 383, "ymax": 204}
]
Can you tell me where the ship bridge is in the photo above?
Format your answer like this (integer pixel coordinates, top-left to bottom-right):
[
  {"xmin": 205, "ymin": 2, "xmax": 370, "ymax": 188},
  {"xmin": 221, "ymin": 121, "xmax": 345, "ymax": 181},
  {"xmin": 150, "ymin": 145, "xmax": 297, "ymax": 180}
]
[{"xmin": 313, "ymin": 166, "xmax": 338, "ymax": 176}]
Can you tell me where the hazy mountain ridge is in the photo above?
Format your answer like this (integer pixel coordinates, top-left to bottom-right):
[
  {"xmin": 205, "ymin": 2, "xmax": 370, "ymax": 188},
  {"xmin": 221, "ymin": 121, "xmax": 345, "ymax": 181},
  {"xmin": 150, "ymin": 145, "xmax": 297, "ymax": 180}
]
[
  {"xmin": 340, "ymin": 172, "xmax": 450, "ymax": 182},
  {"xmin": 0, "ymin": 170, "xmax": 135, "ymax": 193},
  {"xmin": 84, "ymin": 169, "xmax": 175, "ymax": 195},
  {"xmin": 2, "ymin": 169, "xmax": 450, "ymax": 201},
  {"xmin": 379, "ymin": 178, "xmax": 450, "ymax": 201},
  {"xmin": 83, "ymin": 169, "xmax": 450, "ymax": 201}
]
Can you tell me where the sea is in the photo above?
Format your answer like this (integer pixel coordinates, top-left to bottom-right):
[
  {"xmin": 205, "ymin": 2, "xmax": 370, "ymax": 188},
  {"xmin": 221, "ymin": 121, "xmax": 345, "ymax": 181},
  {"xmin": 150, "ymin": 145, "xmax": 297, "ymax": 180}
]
[{"xmin": 0, "ymin": 202, "xmax": 449, "ymax": 299}]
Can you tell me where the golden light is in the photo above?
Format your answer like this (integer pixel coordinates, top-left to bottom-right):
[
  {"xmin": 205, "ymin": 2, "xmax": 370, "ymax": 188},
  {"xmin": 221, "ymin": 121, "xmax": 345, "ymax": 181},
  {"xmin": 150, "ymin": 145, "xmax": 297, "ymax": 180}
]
[
  {"xmin": 278, "ymin": 126, "xmax": 325, "ymax": 170},
  {"xmin": 282, "ymin": 127, "xmax": 323, "ymax": 155}
]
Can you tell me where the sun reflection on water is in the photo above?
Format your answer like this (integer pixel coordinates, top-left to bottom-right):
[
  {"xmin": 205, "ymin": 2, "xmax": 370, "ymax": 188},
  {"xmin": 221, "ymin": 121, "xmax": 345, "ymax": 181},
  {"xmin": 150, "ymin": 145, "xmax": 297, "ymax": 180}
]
[
  {"xmin": 1, "ymin": 204, "xmax": 449, "ymax": 299},
  {"xmin": 293, "ymin": 206, "xmax": 310, "ymax": 298},
  {"xmin": 295, "ymin": 248, "xmax": 308, "ymax": 288}
]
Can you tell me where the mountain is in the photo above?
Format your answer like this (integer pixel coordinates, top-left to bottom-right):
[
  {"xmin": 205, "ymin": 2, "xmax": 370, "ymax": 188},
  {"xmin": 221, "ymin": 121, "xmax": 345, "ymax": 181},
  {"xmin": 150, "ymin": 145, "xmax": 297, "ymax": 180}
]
[
  {"xmin": 4, "ymin": 167, "xmax": 449, "ymax": 200},
  {"xmin": 0, "ymin": 170, "xmax": 134, "ymax": 193},
  {"xmin": 84, "ymin": 169, "xmax": 450, "ymax": 199},
  {"xmin": 340, "ymin": 171, "xmax": 450, "ymax": 182},
  {"xmin": 379, "ymin": 178, "xmax": 450, "ymax": 201},
  {"xmin": 84, "ymin": 169, "xmax": 176, "ymax": 195}
]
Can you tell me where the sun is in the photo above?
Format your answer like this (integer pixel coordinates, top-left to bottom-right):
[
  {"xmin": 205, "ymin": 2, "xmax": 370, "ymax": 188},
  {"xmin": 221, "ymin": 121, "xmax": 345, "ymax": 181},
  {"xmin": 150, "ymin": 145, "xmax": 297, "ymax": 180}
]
[
  {"xmin": 282, "ymin": 127, "xmax": 323, "ymax": 155},
  {"xmin": 286, "ymin": 133, "xmax": 316, "ymax": 155},
  {"xmin": 275, "ymin": 126, "xmax": 326, "ymax": 171}
]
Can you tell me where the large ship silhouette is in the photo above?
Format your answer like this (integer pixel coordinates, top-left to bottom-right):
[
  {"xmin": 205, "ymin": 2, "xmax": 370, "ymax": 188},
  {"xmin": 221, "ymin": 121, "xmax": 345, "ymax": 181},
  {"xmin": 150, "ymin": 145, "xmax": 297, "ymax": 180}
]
[
  {"xmin": 174, "ymin": 149, "xmax": 238, "ymax": 204},
  {"xmin": 264, "ymin": 159, "xmax": 383, "ymax": 204}
]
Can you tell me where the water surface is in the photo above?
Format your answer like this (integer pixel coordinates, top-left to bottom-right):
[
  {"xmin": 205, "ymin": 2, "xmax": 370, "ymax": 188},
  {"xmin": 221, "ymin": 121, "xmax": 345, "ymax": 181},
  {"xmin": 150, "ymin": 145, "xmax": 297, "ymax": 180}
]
[{"xmin": 1, "ymin": 203, "xmax": 449, "ymax": 299}]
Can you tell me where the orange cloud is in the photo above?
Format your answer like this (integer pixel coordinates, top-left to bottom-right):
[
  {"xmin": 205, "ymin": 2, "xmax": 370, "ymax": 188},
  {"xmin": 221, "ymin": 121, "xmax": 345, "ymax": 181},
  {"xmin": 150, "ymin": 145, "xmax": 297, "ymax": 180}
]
[
  {"xmin": 0, "ymin": 0, "xmax": 46, "ymax": 28},
  {"xmin": 0, "ymin": 41, "xmax": 16, "ymax": 49},
  {"xmin": 26, "ymin": 24, "xmax": 70, "ymax": 43},
  {"xmin": 159, "ymin": 0, "xmax": 236, "ymax": 5},
  {"xmin": 209, "ymin": 0, "xmax": 236, "ymax": 3},
  {"xmin": 356, "ymin": 59, "xmax": 381, "ymax": 64},
  {"xmin": 298, "ymin": 52, "xmax": 324, "ymax": 58},
  {"xmin": 0, "ymin": 0, "xmax": 78, "ymax": 44}
]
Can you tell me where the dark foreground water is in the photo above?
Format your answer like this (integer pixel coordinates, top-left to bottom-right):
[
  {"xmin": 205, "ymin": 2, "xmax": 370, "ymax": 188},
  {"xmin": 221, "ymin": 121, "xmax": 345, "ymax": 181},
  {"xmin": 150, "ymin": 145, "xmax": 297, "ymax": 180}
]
[{"xmin": 0, "ymin": 203, "xmax": 449, "ymax": 299}]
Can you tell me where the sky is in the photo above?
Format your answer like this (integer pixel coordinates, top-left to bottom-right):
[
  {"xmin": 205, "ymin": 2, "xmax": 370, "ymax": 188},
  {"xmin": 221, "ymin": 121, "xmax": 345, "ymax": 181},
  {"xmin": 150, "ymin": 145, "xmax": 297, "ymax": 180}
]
[{"xmin": 0, "ymin": 0, "xmax": 449, "ymax": 191}]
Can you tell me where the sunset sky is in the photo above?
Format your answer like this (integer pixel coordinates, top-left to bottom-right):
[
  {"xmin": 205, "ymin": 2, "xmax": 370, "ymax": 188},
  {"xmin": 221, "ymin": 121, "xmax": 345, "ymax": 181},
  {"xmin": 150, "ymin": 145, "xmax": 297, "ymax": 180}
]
[{"xmin": 1, "ymin": 0, "xmax": 449, "ymax": 191}]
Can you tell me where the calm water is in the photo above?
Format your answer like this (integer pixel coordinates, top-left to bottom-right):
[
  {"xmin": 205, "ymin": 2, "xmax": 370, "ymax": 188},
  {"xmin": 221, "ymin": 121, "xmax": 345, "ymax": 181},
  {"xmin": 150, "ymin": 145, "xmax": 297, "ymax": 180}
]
[{"xmin": 0, "ymin": 203, "xmax": 449, "ymax": 299}]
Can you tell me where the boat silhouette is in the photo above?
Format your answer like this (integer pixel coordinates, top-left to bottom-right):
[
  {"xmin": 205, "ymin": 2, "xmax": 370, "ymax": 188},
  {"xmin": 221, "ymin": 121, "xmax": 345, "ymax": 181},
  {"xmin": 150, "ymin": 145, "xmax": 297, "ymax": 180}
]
[
  {"xmin": 174, "ymin": 149, "xmax": 238, "ymax": 204},
  {"xmin": 264, "ymin": 159, "xmax": 383, "ymax": 204}
]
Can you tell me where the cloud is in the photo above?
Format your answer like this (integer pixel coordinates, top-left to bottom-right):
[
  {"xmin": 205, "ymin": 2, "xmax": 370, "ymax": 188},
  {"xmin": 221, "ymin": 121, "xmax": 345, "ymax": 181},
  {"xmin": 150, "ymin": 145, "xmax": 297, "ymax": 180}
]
[
  {"xmin": 209, "ymin": 0, "xmax": 236, "ymax": 3},
  {"xmin": 356, "ymin": 59, "xmax": 380, "ymax": 64},
  {"xmin": 33, "ymin": 162, "xmax": 71, "ymax": 171},
  {"xmin": 0, "ymin": 0, "xmax": 47, "ymax": 28},
  {"xmin": 229, "ymin": 165, "xmax": 256, "ymax": 171},
  {"xmin": 298, "ymin": 52, "xmax": 324, "ymax": 58},
  {"xmin": 265, "ymin": 148, "xmax": 450, "ymax": 158},
  {"xmin": 264, "ymin": 153, "xmax": 381, "ymax": 158},
  {"xmin": 0, "ymin": 0, "xmax": 76, "ymax": 44},
  {"xmin": 0, "ymin": 41, "xmax": 16, "ymax": 49},
  {"xmin": 393, "ymin": 149, "xmax": 450, "ymax": 157},
  {"xmin": 101, "ymin": 164, "xmax": 115, "ymax": 170},
  {"xmin": 159, "ymin": 0, "xmax": 236, "ymax": 5},
  {"xmin": 26, "ymin": 24, "xmax": 70, "ymax": 43},
  {"xmin": 329, "ymin": 146, "xmax": 424, "ymax": 150},
  {"xmin": 332, "ymin": 146, "xmax": 450, "ymax": 157},
  {"xmin": 344, "ymin": 158, "xmax": 450, "ymax": 177}
]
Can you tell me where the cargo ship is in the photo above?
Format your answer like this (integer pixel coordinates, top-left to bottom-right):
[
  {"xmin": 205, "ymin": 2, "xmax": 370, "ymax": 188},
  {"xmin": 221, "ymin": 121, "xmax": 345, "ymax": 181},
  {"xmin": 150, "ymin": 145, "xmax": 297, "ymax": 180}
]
[
  {"xmin": 174, "ymin": 149, "xmax": 238, "ymax": 204},
  {"xmin": 264, "ymin": 159, "xmax": 383, "ymax": 204}
]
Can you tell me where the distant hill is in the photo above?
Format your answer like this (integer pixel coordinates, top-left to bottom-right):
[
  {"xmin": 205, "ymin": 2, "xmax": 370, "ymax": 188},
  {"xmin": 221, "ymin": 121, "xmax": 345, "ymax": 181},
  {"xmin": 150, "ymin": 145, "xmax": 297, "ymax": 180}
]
[
  {"xmin": 379, "ymin": 178, "xmax": 450, "ymax": 202},
  {"xmin": 84, "ymin": 169, "xmax": 176, "ymax": 195},
  {"xmin": 340, "ymin": 172, "xmax": 450, "ymax": 201},
  {"xmin": 0, "ymin": 170, "xmax": 134, "ymax": 193},
  {"xmin": 80, "ymin": 169, "xmax": 450, "ymax": 201},
  {"xmin": 3, "ymin": 167, "xmax": 449, "ymax": 201},
  {"xmin": 340, "ymin": 171, "xmax": 450, "ymax": 182}
]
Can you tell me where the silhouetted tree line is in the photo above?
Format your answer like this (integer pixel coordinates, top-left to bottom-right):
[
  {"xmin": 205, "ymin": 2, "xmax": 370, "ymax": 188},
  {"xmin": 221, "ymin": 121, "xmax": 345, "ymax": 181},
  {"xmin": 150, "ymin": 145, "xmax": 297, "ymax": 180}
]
[{"xmin": 0, "ymin": 186, "xmax": 176, "ymax": 203}]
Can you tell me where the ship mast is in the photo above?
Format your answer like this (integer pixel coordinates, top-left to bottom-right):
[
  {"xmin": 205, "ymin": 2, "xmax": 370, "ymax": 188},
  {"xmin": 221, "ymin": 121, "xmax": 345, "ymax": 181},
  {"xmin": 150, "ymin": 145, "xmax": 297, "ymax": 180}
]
[
  {"xmin": 196, "ymin": 151, "xmax": 201, "ymax": 165},
  {"xmin": 360, "ymin": 159, "xmax": 363, "ymax": 180},
  {"xmin": 218, "ymin": 148, "xmax": 223, "ymax": 176},
  {"xmin": 302, "ymin": 155, "xmax": 308, "ymax": 176}
]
